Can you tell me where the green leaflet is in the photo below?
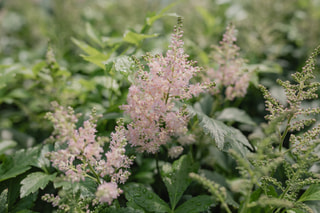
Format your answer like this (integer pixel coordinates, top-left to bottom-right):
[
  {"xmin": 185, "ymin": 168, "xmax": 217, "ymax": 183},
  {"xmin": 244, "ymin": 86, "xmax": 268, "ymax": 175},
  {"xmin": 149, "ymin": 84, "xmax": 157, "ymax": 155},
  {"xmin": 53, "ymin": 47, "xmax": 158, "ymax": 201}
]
[
  {"xmin": 85, "ymin": 22, "xmax": 103, "ymax": 47},
  {"xmin": 72, "ymin": 38, "xmax": 109, "ymax": 70},
  {"xmin": 0, "ymin": 146, "xmax": 40, "ymax": 182},
  {"xmin": 0, "ymin": 64, "xmax": 21, "ymax": 90},
  {"xmin": 124, "ymin": 183, "xmax": 171, "ymax": 213},
  {"xmin": 53, "ymin": 177, "xmax": 97, "ymax": 198},
  {"xmin": 123, "ymin": 31, "xmax": 158, "ymax": 46},
  {"xmin": 187, "ymin": 105, "xmax": 252, "ymax": 155},
  {"xmin": 174, "ymin": 195, "xmax": 216, "ymax": 213},
  {"xmin": 217, "ymin": 107, "xmax": 256, "ymax": 126},
  {"xmin": 161, "ymin": 154, "xmax": 198, "ymax": 210},
  {"xmin": 298, "ymin": 184, "xmax": 320, "ymax": 202},
  {"xmin": 20, "ymin": 172, "xmax": 56, "ymax": 198}
]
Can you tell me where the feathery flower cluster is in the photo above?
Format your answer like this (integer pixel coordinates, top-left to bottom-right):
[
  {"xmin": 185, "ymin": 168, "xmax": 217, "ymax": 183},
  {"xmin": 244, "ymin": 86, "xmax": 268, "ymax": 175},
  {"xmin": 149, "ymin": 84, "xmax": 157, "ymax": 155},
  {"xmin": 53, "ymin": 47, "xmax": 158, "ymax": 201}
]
[
  {"xmin": 260, "ymin": 45, "xmax": 320, "ymax": 149},
  {"xmin": 45, "ymin": 102, "xmax": 133, "ymax": 206},
  {"xmin": 206, "ymin": 24, "xmax": 250, "ymax": 100},
  {"xmin": 121, "ymin": 19, "xmax": 210, "ymax": 153}
]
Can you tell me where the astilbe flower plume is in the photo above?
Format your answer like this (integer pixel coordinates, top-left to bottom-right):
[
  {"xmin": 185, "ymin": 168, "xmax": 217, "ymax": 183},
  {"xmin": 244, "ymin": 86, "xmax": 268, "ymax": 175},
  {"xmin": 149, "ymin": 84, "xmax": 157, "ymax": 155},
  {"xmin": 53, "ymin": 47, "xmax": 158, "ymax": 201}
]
[
  {"xmin": 44, "ymin": 102, "xmax": 133, "ymax": 207},
  {"xmin": 206, "ymin": 24, "xmax": 250, "ymax": 100},
  {"xmin": 121, "ymin": 19, "xmax": 210, "ymax": 154}
]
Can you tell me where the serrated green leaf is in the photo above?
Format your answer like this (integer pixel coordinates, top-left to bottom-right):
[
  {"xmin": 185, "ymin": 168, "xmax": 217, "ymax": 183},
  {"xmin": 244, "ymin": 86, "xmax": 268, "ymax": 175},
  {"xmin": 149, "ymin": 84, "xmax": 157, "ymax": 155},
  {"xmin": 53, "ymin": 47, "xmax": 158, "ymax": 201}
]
[
  {"xmin": 20, "ymin": 172, "xmax": 56, "ymax": 198},
  {"xmin": 81, "ymin": 54, "xmax": 109, "ymax": 70},
  {"xmin": 298, "ymin": 184, "xmax": 320, "ymax": 202},
  {"xmin": 123, "ymin": 31, "xmax": 158, "ymax": 46},
  {"xmin": 187, "ymin": 106, "xmax": 252, "ymax": 155},
  {"xmin": 53, "ymin": 177, "xmax": 97, "ymax": 198},
  {"xmin": 161, "ymin": 155, "xmax": 198, "ymax": 209},
  {"xmin": 0, "ymin": 140, "xmax": 17, "ymax": 155},
  {"xmin": 35, "ymin": 144, "xmax": 52, "ymax": 171},
  {"xmin": 72, "ymin": 38, "xmax": 109, "ymax": 70},
  {"xmin": 175, "ymin": 195, "xmax": 216, "ymax": 213},
  {"xmin": 0, "ymin": 147, "xmax": 40, "ymax": 181},
  {"xmin": 124, "ymin": 183, "xmax": 170, "ymax": 213},
  {"xmin": 217, "ymin": 107, "xmax": 256, "ymax": 126}
]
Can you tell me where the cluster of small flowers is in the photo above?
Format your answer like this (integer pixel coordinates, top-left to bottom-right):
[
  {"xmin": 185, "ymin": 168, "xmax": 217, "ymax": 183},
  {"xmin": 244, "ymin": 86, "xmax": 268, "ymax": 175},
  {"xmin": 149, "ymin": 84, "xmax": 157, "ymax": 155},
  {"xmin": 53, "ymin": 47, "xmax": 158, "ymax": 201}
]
[
  {"xmin": 206, "ymin": 24, "xmax": 250, "ymax": 100},
  {"xmin": 121, "ymin": 19, "xmax": 210, "ymax": 154},
  {"xmin": 45, "ymin": 103, "xmax": 133, "ymax": 205}
]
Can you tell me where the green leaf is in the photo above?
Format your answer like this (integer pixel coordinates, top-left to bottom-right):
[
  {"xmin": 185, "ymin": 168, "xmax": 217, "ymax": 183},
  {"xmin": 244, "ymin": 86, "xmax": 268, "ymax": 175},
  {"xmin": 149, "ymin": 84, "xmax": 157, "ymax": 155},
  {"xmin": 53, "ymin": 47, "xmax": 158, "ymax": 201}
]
[
  {"xmin": 10, "ymin": 192, "xmax": 37, "ymax": 213},
  {"xmin": 0, "ymin": 140, "xmax": 17, "ymax": 155},
  {"xmin": 0, "ymin": 147, "xmax": 40, "ymax": 181},
  {"xmin": 124, "ymin": 183, "xmax": 170, "ymax": 213},
  {"xmin": 53, "ymin": 177, "xmax": 97, "ymax": 198},
  {"xmin": 104, "ymin": 206, "xmax": 144, "ymax": 213},
  {"xmin": 86, "ymin": 22, "xmax": 102, "ymax": 47},
  {"xmin": 123, "ymin": 31, "xmax": 158, "ymax": 46},
  {"xmin": 35, "ymin": 144, "xmax": 52, "ymax": 172},
  {"xmin": 145, "ymin": 2, "xmax": 179, "ymax": 29},
  {"xmin": 0, "ymin": 64, "xmax": 21, "ymax": 89},
  {"xmin": 298, "ymin": 184, "xmax": 320, "ymax": 202},
  {"xmin": 20, "ymin": 172, "xmax": 56, "ymax": 198},
  {"xmin": 0, "ymin": 189, "xmax": 8, "ymax": 213},
  {"xmin": 161, "ymin": 155, "xmax": 198, "ymax": 209},
  {"xmin": 72, "ymin": 38, "xmax": 109, "ymax": 70},
  {"xmin": 217, "ymin": 107, "xmax": 256, "ymax": 126},
  {"xmin": 175, "ymin": 195, "xmax": 216, "ymax": 213},
  {"xmin": 31, "ymin": 61, "xmax": 46, "ymax": 76},
  {"xmin": 187, "ymin": 106, "xmax": 252, "ymax": 155}
]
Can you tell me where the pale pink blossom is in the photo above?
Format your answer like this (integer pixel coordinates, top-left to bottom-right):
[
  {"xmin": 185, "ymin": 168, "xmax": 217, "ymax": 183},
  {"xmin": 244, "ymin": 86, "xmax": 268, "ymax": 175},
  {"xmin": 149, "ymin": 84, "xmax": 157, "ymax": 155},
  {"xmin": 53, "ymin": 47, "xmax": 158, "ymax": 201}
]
[
  {"xmin": 206, "ymin": 24, "xmax": 250, "ymax": 100},
  {"xmin": 122, "ymin": 22, "xmax": 210, "ymax": 153},
  {"xmin": 96, "ymin": 182, "xmax": 122, "ymax": 205},
  {"xmin": 46, "ymin": 104, "xmax": 133, "ymax": 205}
]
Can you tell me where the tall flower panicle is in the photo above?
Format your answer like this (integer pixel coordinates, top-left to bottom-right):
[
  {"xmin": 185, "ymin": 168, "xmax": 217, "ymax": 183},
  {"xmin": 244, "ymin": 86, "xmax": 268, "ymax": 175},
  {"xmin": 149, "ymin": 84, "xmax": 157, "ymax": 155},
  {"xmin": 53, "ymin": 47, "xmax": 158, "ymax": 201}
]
[
  {"xmin": 206, "ymin": 24, "xmax": 250, "ymax": 100},
  {"xmin": 44, "ymin": 103, "xmax": 133, "ymax": 206},
  {"xmin": 121, "ymin": 19, "xmax": 211, "ymax": 153}
]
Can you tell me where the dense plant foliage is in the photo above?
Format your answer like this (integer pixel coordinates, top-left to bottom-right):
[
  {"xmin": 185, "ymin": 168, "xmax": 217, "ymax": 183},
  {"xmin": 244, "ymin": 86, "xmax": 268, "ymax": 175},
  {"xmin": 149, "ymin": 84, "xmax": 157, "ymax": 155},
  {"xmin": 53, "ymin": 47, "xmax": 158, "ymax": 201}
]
[{"xmin": 1, "ymin": 1, "xmax": 320, "ymax": 212}]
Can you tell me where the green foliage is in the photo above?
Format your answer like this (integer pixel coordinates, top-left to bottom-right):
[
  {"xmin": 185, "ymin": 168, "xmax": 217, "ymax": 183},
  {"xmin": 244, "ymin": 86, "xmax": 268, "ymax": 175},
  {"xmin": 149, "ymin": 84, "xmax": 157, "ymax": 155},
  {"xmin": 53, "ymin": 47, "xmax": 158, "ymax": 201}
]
[
  {"xmin": 187, "ymin": 105, "xmax": 252, "ymax": 155},
  {"xmin": 20, "ymin": 172, "xmax": 57, "ymax": 198},
  {"xmin": 160, "ymin": 155, "xmax": 198, "ymax": 209},
  {"xmin": 124, "ymin": 183, "xmax": 171, "ymax": 213},
  {"xmin": 1, "ymin": 1, "xmax": 320, "ymax": 212},
  {"xmin": 0, "ymin": 146, "xmax": 39, "ymax": 182},
  {"xmin": 298, "ymin": 184, "xmax": 320, "ymax": 202}
]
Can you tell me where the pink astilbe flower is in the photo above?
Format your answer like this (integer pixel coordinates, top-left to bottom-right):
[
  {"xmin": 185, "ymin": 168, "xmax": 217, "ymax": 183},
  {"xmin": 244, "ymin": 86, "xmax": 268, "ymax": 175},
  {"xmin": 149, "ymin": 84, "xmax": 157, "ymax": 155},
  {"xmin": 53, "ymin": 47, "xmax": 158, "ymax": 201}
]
[
  {"xmin": 45, "ymin": 103, "xmax": 133, "ymax": 205},
  {"xmin": 206, "ymin": 24, "xmax": 250, "ymax": 100},
  {"xmin": 121, "ymin": 20, "xmax": 210, "ymax": 153},
  {"xmin": 95, "ymin": 182, "xmax": 122, "ymax": 205}
]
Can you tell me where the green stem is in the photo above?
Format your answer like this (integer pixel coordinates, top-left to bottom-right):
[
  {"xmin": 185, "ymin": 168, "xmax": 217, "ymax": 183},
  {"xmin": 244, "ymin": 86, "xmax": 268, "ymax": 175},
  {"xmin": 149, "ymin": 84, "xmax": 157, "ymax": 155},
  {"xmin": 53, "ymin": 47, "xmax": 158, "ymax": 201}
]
[
  {"xmin": 279, "ymin": 114, "xmax": 293, "ymax": 152},
  {"xmin": 86, "ymin": 159, "xmax": 101, "ymax": 184}
]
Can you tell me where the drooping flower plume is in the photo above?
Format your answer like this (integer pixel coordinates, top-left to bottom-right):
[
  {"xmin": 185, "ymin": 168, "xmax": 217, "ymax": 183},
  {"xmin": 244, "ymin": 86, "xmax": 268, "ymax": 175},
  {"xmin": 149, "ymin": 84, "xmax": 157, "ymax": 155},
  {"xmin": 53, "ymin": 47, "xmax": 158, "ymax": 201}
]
[{"xmin": 121, "ymin": 19, "xmax": 211, "ymax": 154}]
